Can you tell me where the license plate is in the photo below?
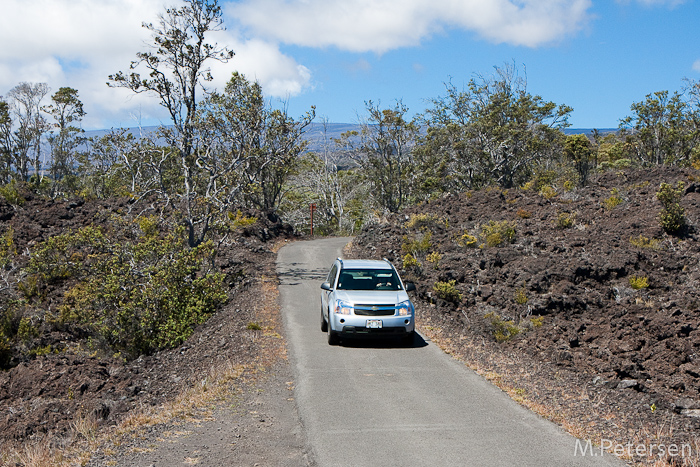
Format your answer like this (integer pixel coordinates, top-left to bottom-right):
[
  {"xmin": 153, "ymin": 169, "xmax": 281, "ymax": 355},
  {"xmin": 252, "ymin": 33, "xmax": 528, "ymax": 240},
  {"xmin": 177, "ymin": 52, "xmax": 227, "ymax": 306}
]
[{"xmin": 366, "ymin": 319, "xmax": 383, "ymax": 329}]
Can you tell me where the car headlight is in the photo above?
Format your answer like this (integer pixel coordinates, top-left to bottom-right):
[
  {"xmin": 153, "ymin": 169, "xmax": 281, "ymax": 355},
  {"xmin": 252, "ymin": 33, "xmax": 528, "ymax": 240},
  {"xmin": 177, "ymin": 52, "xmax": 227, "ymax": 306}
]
[
  {"xmin": 397, "ymin": 300, "xmax": 413, "ymax": 316},
  {"xmin": 334, "ymin": 300, "xmax": 353, "ymax": 315}
]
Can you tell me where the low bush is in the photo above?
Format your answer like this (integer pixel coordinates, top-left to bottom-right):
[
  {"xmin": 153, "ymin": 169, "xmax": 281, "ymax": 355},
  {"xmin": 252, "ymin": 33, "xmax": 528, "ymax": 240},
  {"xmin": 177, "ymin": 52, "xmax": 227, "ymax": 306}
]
[
  {"xmin": 554, "ymin": 212, "xmax": 576, "ymax": 229},
  {"xmin": 629, "ymin": 276, "xmax": 650, "ymax": 290},
  {"xmin": 480, "ymin": 220, "xmax": 516, "ymax": 248},
  {"xmin": 404, "ymin": 213, "xmax": 441, "ymax": 230},
  {"xmin": 485, "ymin": 312, "xmax": 520, "ymax": 342},
  {"xmin": 433, "ymin": 280, "xmax": 462, "ymax": 302},
  {"xmin": 656, "ymin": 182, "xmax": 686, "ymax": 234},
  {"xmin": 425, "ymin": 251, "xmax": 441, "ymax": 269},
  {"xmin": 456, "ymin": 232, "xmax": 478, "ymax": 248},
  {"xmin": 402, "ymin": 231, "xmax": 432, "ymax": 255},
  {"xmin": 603, "ymin": 188, "xmax": 623, "ymax": 211},
  {"xmin": 402, "ymin": 253, "xmax": 420, "ymax": 270},
  {"xmin": 629, "ymin": 234, "xmax": 660, "ymax": 250}
]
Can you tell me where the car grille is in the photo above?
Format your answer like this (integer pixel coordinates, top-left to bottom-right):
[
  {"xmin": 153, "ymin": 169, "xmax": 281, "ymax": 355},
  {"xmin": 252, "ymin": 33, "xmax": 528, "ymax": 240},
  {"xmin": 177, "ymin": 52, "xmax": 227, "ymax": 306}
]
[{"xmin": 353, "ymin": 304, "xmax": 396, "ymax": 316}]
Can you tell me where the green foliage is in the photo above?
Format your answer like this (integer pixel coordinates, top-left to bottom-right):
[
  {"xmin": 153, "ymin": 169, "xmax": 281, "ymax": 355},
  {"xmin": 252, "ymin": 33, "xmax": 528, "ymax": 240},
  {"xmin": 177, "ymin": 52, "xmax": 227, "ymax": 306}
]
[
  {"xmin": 422, "ymin": 63, "xmax": 572, "ymax": 190},
  {"xmin": 17, "ymin": 317, "xmax": 37, "ymax": 343},
  {"xmin": 529, "ymin": 169, "xmax": 559, "ymax": 192},
  {"xmin": 538, "ymin": 185, "xmax": 557, "ymax": 200},
  {"xmin": 514, "ymin": 287, "xmax": 528, "ymax": 305},
  {"xmin": 630, "ymin": 234, "xmax": 661, "ymax": 250},
  {"xmin": 433, "ymin": 280, "xmax": 462, "ymax": 302},
  {"xmin": 27, "ymin": 224, "xmax": 226, "ymax": 358},
  {"xmin": 456, "ymin": 232, "xmax": 478, "ymax": 248},
  {"xmin": 246, "ymin": 322, "xmax": 262, "ymax": 331},
  {"xmin": 564, "ymin": 134, "xmax": 593, "ymax": 186},
  {"xmin": 554, "ymin": 211, "xmax": 576, "ymax": 229},
  {"xmin": 426, "ymin": 251, "xmax": 442, "ymax": 269},
  {"xmin": 401, "ymin": 231, "xmax": 432, "ymax": 255},
  {"xmin": 480, "ymin": 220, "xmax": 516, "ymax": 247},
  {"xmin": 228, "ymin": 210, "xmax": 258, "ymax": 228},
  {"xmin": 530, "ymin": 316, "xmax": 544, "ymax": 328},
  {"xmin": 629, "ymin": 276, "xmax": 649, "ymax": 290},
  {"xmin": 484, "ymin": 312, "xmax": 520, "ymax": 342},
  {"xmin": 656, "ymin": 181, "xmax": 686, "ymax": 233},
  {"xmin": 402, "ymin": 253, "xmax": 420, "ymax": 270},
  {"xmin": 0, "ymin": 180, "xmax": 25, "ymax": 206},
  {"xmin": 0, "ymin": 226, "xmax": 15, "ymax": 268},
  {"xmin": 404, "ymin": 213, "xmax": 440, "ymax": 230},
  {"xmin": 603, "ymin": 188, "xmax": 623, "ymax": 210}
]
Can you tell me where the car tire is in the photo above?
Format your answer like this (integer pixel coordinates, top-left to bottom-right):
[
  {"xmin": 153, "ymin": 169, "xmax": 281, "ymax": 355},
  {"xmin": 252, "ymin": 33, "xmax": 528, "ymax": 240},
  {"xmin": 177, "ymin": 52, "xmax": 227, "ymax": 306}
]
[
  {"xmin": 321, "ymin": 305, "xmax": 328, "ymax": 332},
  {"xmin": 403, "ymin": 331, "xmax": 415, "ymax": 346},
  {"xmin": 327, "ymin": 322, "xmax": 339, "ymax": 345}
]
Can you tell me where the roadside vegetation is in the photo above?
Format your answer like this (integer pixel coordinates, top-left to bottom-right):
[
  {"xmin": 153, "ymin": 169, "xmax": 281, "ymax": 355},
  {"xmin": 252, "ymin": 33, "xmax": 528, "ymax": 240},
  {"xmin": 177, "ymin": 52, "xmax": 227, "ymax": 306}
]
[{"xmin": 2, "ymin": 0, "xmax": 700, "ymax": 464}]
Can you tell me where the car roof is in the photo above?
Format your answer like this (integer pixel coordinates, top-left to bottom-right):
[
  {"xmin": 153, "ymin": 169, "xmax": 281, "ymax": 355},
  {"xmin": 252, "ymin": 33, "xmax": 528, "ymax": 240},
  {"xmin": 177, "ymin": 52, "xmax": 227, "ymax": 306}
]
[{"xmin": 338, "ymin": 259, "xmax": 392, "ymax": 270}]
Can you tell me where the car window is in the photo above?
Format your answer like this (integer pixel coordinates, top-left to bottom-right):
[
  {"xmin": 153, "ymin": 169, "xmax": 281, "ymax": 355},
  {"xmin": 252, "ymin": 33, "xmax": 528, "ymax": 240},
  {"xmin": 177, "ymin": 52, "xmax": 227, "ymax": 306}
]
[
  {"xmin": 336, "ymin": 269, "xmax": 401, "ymax": 291},
  {"xmin": 327, "ymin": 264, "xmax": 338, "ymax": 286}
]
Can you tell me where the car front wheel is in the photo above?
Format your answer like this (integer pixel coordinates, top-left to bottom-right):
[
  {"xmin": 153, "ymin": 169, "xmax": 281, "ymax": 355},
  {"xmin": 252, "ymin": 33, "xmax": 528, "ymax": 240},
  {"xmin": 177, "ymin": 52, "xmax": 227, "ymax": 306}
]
[
  {"xmin": 327, "ymin": 320, "xmax": 339, "ymax": 345},
  {"xmin": 321, "ymin": 305, "xmax": 328, "ymax": 332}
]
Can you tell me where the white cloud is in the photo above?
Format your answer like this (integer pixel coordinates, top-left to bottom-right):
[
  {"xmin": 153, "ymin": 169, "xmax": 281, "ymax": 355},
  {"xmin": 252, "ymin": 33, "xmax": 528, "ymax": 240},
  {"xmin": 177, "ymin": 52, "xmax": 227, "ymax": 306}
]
[
  {"xmin": 210, "ymin": 37, "xmax": 313, "ymax": 97},
  {"xmin": 693, "ymin": 60, "xmax": 700, "ymax": 73},
  {"xmin": 228, "ymin": 0, "xmax": 594, "ymax": 52},
  {"xmin": 0, "ymin": 0, "xmax": 312, "ymax": 129}
]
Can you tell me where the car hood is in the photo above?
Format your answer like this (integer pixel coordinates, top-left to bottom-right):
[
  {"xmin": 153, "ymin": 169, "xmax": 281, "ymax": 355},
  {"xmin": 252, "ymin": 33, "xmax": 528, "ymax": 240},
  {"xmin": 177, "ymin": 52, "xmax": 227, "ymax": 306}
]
[{"xmin": 334, "ymin": 290, "xmax": 410, "ymax": 305}]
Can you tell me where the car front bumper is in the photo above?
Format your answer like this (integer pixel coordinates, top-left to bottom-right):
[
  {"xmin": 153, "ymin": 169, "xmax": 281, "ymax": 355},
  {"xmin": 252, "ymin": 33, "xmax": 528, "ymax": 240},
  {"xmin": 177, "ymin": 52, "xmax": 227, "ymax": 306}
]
[{"xmin": 330, "ymin": 313, "xmax": 414, "ymax": 337}]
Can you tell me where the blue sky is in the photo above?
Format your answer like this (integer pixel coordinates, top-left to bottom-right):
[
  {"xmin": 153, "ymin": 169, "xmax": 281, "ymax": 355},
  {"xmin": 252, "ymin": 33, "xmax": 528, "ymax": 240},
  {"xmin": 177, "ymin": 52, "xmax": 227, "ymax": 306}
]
[{"xmin": 1, "ymin": 0, "xmax": 698, "ymax": 130}]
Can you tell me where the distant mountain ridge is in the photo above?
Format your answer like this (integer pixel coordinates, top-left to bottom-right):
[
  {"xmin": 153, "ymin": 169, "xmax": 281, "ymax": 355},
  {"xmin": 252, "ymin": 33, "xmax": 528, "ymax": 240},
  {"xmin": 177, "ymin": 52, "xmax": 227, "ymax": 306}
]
[{"xmin": 83, "ymin": 123, "xmax": 618, "ymax": 154}]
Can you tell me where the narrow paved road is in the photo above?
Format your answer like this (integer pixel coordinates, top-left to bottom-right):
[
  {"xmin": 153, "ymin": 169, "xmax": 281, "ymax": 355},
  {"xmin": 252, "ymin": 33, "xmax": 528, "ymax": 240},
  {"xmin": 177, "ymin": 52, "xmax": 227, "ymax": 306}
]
[{"xmin": 278, "ymin": 237, "xmax": 624, "ymax": 467}]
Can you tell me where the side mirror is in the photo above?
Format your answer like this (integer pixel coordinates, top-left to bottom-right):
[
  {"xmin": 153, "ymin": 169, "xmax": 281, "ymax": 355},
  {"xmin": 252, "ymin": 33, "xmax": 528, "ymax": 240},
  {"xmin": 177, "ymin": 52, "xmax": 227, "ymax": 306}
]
[
  {"xmin": 405, "ymin": 282, "xmax": 416, "ymax": 292},
  {"xmin": 321, "ymin": 282, "xmax": 332, "ymax": 291}
]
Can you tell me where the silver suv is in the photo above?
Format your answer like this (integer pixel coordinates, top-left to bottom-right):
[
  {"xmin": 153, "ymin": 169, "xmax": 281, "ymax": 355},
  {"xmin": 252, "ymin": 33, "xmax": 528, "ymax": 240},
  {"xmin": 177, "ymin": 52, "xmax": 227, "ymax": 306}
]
[{"xmin": 320, "ymin": 258, "xmax": 416, "ymax": 345}]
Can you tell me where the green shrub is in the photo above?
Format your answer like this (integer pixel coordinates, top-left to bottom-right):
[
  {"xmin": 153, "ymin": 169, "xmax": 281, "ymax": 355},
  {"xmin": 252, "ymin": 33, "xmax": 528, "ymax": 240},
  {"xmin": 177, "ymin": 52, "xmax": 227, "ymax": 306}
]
[
  {"xmin": 656, "ymin": 182, "xmax": 686, "ymax": 233},
  {"xmin": 402, "ymin": 231, "xmax": 432, "ymax": 255},
  {"xmin": 433, "ymin": 280, "xmax": 462, "ymax": 302},
  {"xmin": 480, "ymin": 220, "xmax": 516, "ymax": 248},
  {"xmin": 603, "ymin": 188, "xmax": 623, "ymax": 211},
  {"xmin": 426, "ymin": 251, "xmax": 441, "ymax": 269},
  {"xmin": 402, "ymin": 253, "xmax": 420, "ymax": 270},
  {"xmin": 0, "ymin": 226, "xmax": 15, "ymax": 268},
  {"xmin": 538, "ymin": 185, "xmax": 557, "ymax": 200},
  {"xmin": 29, "ymin": 224, "xmax": 226, "ymax": 358},
  {"xmin": 530, "ymin": 316, "xmax": 544, "ymax": 328},
  {"xmin": 554, "ymin": 212, "xmax": 576, "ymax": 229},
  {"xmin": 229, "ymin": 210, "xmax": 258, "ymax": 228},
  {"xmin": 404, "ymin": 213, "xmax": 440, "ymax": 230},
  {"xmin": 485, "ymin": 312, "xmax": 520, "ymax": 342},
  {"xmin": 629, "ymin": 276, "xmax": 649, "ymax": 290},
  {"xmin": 514, "ymin": 287, "xmax": 528, "ymax": 305},
  {"xmin": 629, "ymin": 235, "xmax": 660, "ymax": 250},
  {"xmin": 456, "ymin": 232, "xmax": 478, "ymax": 248},
  {"xmin": 17, "ymin": 317, "xmax": 38, "ymax": 343},
  {"xmin": 0, "ymin": 180, "xmax": 25, "ymax": 206}
]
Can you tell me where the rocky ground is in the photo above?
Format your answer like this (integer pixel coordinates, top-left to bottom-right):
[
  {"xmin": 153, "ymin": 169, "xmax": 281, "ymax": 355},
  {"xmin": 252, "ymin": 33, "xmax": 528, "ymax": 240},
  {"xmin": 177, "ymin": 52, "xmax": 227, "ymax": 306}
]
[{"xmin": 348, "ymin": 166, "xmax": 700, "ymax": 466}]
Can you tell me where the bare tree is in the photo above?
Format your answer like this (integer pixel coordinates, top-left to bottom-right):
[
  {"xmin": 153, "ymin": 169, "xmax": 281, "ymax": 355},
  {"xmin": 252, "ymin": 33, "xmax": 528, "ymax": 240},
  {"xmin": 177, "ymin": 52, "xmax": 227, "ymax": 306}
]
[
  {"xmin": 109, "ymin": 0, "xmax": 234, "ymax": 246},
  {"xmin": 6, "ymin": 82, "xmax": 50, "ymax": 183}
]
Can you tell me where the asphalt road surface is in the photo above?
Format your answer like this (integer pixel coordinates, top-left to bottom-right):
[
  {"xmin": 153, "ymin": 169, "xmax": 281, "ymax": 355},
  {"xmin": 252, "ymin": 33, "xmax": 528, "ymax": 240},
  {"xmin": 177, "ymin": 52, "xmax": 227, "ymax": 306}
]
[{"xmin": 277, "ymin": 237, "xmax": 624, "ymax": 467}]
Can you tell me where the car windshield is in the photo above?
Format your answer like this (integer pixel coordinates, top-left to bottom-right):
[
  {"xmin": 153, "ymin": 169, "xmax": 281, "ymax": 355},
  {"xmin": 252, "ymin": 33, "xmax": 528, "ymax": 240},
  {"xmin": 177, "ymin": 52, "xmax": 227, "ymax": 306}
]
[{"xmin": 336, "ymin": 268, "xmax": 402, "ymax": 291}]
